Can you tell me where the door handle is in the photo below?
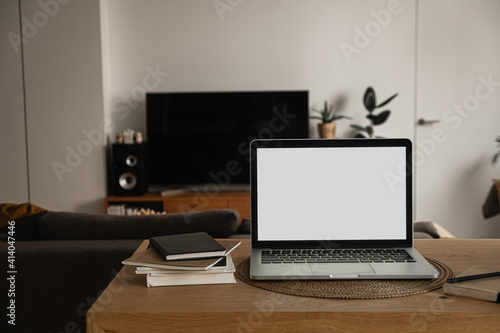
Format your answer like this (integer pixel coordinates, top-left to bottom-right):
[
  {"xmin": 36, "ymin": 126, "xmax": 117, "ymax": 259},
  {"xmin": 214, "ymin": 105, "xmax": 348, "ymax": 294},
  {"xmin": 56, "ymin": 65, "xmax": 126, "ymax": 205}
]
[{"xmin": 417, "ymin": 118, "xmax": 440, "ymax": 126}]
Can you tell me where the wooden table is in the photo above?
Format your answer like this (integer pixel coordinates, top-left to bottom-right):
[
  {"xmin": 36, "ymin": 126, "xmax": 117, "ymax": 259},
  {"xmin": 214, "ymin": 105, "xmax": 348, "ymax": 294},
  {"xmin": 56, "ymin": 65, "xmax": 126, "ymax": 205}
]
[{"xmin": 87, "ymin": 239, "xmax": 500, "ymax": 332}]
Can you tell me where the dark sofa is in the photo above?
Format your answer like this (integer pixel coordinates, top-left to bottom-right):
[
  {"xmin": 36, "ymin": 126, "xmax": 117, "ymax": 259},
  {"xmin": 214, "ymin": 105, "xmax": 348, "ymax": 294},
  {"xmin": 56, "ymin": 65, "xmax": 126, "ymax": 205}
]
[{"xmin": 0, "ymin": 209, "xmax": 242, "ymax": 333}]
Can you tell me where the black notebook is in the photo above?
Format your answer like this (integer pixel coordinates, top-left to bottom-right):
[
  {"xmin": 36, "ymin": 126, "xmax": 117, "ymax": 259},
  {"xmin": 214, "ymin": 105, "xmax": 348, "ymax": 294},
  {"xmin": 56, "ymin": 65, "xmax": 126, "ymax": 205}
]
[{"xmin": 150, "ymin": 232, "xmax": 227, "ymax": 261}]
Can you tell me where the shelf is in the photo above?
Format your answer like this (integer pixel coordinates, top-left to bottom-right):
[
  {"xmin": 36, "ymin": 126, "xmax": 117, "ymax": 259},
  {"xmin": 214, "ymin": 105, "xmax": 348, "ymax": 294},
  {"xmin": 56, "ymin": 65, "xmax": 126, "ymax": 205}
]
[{"xmin": 105, "ymin": 191, "xmax": 250, "ymax": 219}]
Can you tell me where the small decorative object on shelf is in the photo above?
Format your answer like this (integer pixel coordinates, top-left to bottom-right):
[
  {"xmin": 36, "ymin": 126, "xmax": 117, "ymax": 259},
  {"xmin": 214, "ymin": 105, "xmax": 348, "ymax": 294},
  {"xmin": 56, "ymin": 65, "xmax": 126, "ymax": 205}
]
[
  {"xmin": 116, "ymin": 129, "xmax": 144, "ymax": 144},
  {"xmin": 135, "ymin": 132, "xmax": 144, "ymax": 144},
  {"xmin": 116, "ymin": 133, "xmax": 124, "ymax": 144},
  {"xmin": 123, "ymin": 128, "xmax": 135, "ymax": 144},
  {"xmin": 128, "ymin": 207, "xmax": 166, "ymax": 216},
  {"xmin": 351, "ymin": 87, "xmax": 398, "ymax": 138},
  {"xmin": 310, "ymin": 100, "xmax": 351, "ymax": 139}
]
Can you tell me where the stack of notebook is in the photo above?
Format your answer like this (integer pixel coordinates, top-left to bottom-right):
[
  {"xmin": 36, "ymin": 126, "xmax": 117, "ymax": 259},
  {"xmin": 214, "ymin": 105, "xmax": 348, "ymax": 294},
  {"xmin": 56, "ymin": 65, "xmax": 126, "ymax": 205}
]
[{"xmin": 122, "ymin": 232, "xmax": 241, "ymax": 287}]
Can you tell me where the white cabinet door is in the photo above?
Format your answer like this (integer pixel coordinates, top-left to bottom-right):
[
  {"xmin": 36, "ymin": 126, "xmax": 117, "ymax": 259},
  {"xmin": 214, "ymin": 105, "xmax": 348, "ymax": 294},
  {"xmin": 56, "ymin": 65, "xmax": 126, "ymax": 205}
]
[
  {"xmin": 0, "ymin": 0, "xmax": 29, "ymax": 203},
  {"xmin": 415, "ymin": 0, "xmax": 500, "ymax": 238}
]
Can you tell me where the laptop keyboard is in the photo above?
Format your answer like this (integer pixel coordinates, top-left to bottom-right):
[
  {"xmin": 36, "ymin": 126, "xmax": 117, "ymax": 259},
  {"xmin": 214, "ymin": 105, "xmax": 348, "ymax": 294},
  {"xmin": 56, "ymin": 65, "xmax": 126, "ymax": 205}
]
[{"xmin": 260, "ymin": 249, "xmax": 416, "ymax": 264}]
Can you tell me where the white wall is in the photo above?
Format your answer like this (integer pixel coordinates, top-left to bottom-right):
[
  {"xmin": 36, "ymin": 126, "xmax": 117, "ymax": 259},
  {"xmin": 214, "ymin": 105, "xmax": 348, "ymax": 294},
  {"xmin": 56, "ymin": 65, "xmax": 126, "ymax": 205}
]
[
  {"xmin": 0, "ymin": 0, "xmax": 29, "ymax": 203},
  {"xmin": 2, "ymin": 0, "xmax": 107, "ymax": 213},
  {"xmin": 416, "ymin": 0, "xmax": 500, "ymax": 238},
  {"xmin": 102, "ymin": 0, "xmax": 416, "ymax": 140}
]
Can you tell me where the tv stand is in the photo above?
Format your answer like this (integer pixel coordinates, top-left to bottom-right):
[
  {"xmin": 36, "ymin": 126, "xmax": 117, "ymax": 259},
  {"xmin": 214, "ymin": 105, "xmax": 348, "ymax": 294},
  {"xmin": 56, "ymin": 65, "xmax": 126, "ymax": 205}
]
[
  {"xmin": 105, "ymin": 190, "xmax": 250, "ymax": 220},
  {"xmin": 186, "ymin": 184, "xmax": 250, "ymax": 193}
]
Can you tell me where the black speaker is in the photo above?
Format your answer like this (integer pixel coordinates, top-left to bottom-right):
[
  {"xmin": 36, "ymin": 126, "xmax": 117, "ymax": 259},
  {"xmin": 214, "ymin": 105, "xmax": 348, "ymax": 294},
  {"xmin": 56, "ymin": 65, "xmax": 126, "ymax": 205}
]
[{"xmin": 110, "ymin": 143, "xmax": 147, "ymax": 196}]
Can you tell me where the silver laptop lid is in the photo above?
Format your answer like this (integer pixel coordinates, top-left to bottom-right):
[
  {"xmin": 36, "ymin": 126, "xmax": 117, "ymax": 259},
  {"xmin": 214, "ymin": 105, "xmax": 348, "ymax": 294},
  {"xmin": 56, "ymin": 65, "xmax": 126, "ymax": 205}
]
[{"xmin": 250, "ymin": 138, "xmax": 413, "ymax": 249}]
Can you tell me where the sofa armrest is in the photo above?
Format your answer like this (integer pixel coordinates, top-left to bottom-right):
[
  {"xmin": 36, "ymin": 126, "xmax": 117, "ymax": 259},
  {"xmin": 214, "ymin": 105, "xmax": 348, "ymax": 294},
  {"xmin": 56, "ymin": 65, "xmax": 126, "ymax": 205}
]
[{"xmin": 414, "ymin": 221, "xmax": 456, "ymax": 239}]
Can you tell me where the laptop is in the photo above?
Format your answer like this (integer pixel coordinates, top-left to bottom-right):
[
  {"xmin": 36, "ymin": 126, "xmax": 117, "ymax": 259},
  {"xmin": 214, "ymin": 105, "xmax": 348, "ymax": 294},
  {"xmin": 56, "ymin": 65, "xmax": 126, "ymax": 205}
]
[{"xmin": 249, "ymin": 138, "xmax": 439, "ymax": 280}]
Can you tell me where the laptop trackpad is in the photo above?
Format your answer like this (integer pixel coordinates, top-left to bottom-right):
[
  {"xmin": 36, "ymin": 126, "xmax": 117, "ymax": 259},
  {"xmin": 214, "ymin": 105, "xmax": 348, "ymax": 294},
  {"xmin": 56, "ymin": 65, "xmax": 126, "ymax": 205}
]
[{"xmin": 310, "ymin": 264, "xmax": 375, "ymax": 276}]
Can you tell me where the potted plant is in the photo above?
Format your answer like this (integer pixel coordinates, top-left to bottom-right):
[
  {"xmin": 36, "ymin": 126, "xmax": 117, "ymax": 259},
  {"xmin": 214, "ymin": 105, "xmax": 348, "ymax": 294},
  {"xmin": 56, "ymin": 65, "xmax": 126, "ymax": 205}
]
[
  {"xmin": 351, "ymin": 87, "xmax": 398, "ymax": 138},
  {"xmin": 310, "ymin": 100, "xmax": 351, "ymax": 138}
]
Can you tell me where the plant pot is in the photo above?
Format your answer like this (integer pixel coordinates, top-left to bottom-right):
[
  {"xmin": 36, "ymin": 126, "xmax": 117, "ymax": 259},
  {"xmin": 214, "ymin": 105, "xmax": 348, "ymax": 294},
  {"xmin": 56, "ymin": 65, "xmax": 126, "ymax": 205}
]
[{"xmin": 318, "ymin": 122, "xmax": 336, "ymax": 139}]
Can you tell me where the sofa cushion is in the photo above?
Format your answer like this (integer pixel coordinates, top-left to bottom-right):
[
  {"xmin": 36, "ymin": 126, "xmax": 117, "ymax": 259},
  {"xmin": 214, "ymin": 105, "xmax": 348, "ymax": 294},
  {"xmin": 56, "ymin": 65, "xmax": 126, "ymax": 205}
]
[
  {"xmin": 38, "ymin": 209, "xmax": 240, "ymax": 241},
  {"xmin": 0, "ymin": 202, "xmax": 47, "ymax": 229},
  {"xmin": 0, "ymin": 203, "xmax": 47, "ymax": 241}
]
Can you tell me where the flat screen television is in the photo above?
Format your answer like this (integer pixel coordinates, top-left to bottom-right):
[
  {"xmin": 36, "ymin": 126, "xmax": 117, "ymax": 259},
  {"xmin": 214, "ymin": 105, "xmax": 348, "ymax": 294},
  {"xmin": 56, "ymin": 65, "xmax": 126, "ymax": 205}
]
[{"xmin": 146, "ymin": 91, "xmax": 309, "ymax": 189}]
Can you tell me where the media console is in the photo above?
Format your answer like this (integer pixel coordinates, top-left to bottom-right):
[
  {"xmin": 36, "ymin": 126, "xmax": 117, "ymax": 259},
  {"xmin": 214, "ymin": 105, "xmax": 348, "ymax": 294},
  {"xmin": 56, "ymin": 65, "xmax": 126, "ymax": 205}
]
[{"xmin": 104, "ymin": 191, "xmax": 250, "ymax": 220}]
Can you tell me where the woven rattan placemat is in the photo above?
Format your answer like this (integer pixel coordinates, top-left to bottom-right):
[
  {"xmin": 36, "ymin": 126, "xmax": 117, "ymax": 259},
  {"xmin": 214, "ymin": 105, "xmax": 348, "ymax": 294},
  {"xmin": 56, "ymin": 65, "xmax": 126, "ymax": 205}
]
[{"xmin": 235, "ymin": 257, "xmax": 453, "ymax": 299}]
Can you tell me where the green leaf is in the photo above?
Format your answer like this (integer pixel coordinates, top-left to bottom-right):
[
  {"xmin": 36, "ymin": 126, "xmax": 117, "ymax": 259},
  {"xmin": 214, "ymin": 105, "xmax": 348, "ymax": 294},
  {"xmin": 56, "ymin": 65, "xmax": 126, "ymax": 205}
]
[
  {"xmin": 377, "ymin": 93, "xmax": 398, "ymax": 108},
  {"xmin": 309, "ymin": 116, "xmax": 324, "ymax": 121},
  {"xmin": 363, "ymin": 87, "xmax": 376, "ymax": 112},
  {"xmin": 325, "ymin": 110, "xmax": 334, "ymax": 122},
  {"xmin": 350, "ymin": 124, "xmax": 367, "ymax": 132},
  {"xmin": 355, "ymin": 133, "xmax": 366, "ymax": 138},
  {"xmin": 330, "ymin": 115, "xmax": 352, "ymax": 121},
  {"xmin": 493, "ymin": 151, "xmax": 500, "ymax": 164},
  {"xmin": 372, "ymin": 110, "xmax": 391, "ymax": 125},
  {"xmin": 366, "ymin": 125, "xmax": 373, "ymax": 136}
]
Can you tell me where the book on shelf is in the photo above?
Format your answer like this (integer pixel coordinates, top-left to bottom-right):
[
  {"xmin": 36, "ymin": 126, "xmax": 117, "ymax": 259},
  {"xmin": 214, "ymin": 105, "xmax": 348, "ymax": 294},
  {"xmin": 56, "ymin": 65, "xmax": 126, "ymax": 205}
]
[
  {"xmin": 122, "ymin": 239, "xmax": 241, "ymax": 271},
  {"xmin": 107, "ymin": 204, "xmax": 125, "ymax": 215},
  {"xmin": 443, "ymin": 266, "xmax": 500, "ymax": 303},
  {"xmin": 107, "ymin": 204, "xmax": 164, "ymax": 216},
  {"xmin": 145, "ymin": 254, "xmax": 237, "ymax": 287},
  {"xmin": 150, "ymin": 232, "xmax": 236, "ymax": 261}
]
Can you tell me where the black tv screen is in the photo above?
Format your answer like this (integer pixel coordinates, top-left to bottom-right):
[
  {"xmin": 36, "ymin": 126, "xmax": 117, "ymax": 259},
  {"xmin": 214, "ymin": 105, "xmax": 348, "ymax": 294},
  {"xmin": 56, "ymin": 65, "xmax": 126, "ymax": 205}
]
[{"xmin": 146, "ymin": 91, "xmax": 309, "ymax": 188}]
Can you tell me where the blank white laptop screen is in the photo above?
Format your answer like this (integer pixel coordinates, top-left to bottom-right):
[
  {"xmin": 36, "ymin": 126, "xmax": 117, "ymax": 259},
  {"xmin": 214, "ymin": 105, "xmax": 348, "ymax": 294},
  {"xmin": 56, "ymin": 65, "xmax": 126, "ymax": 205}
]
[{"xmin": 256, "ymin": 146, "xmax": 406, "ymax": 241}]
